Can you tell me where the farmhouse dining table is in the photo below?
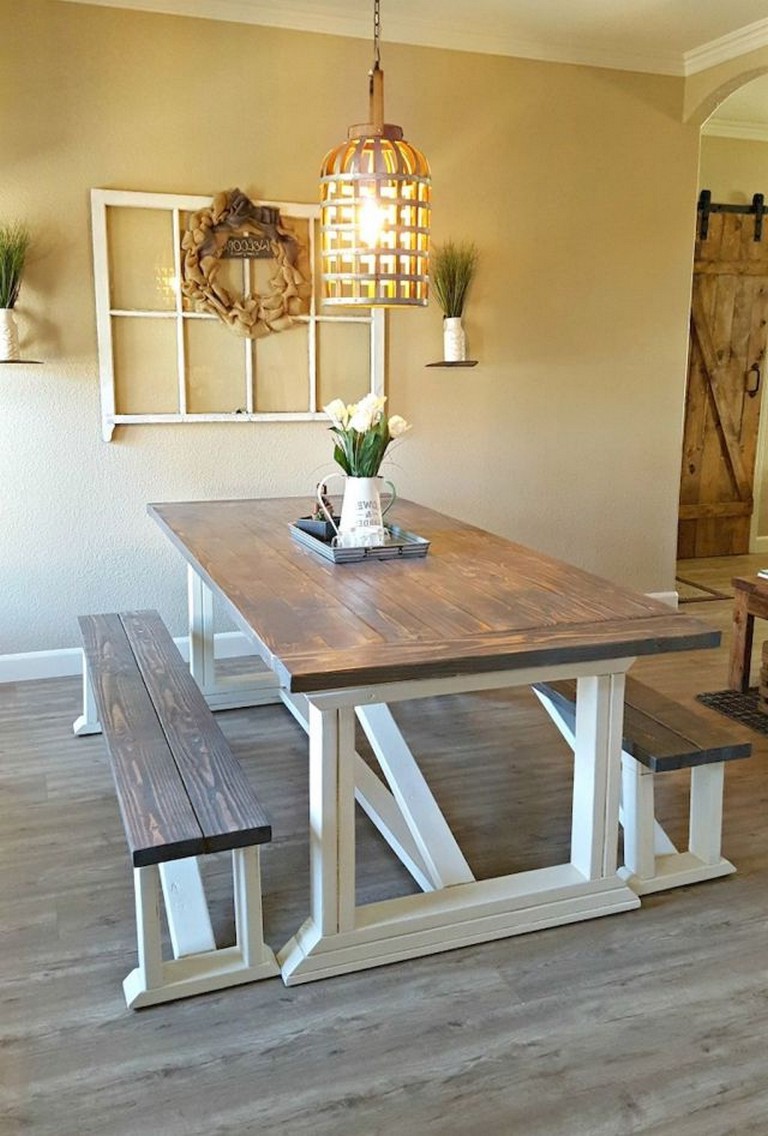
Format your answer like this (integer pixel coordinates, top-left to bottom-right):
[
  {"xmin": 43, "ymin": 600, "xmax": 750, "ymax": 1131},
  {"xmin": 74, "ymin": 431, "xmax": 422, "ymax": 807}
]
[{"xmin": 135, "ymin": 497, "xmax": 716, "ymax": 985}]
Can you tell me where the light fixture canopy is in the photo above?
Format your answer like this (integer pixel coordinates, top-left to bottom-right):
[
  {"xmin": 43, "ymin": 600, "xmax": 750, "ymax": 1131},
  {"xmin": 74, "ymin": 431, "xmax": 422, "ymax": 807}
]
[{"xmin": 320, "ymin": 0, "xmax": 431, "ymax": 307}]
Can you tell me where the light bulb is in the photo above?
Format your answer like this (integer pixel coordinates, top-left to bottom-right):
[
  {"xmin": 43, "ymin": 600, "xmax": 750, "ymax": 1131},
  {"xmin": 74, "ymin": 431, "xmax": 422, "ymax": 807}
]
[{"xmin": 359, "ymin": 197, "xmax": 386, "ymax": 248}]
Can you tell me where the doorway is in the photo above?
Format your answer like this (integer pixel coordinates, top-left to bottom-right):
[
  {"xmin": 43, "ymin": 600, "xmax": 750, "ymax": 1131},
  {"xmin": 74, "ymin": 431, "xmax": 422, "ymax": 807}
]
[
  {"xmin": 677, "ymin": 194, "xmax": 768, "ymax": 557},
  {"xmin": 680, "ymin": 73, "xmax": 768, "ymax": 560}
]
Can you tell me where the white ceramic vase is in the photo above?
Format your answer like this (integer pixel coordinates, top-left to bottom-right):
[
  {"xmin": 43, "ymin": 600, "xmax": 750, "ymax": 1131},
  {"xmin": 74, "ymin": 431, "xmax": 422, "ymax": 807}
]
[
  {"xmin": 317, "ymin": 474, "xmax": 396, "ymax": 547},
  {"xmin": 0, "ymin": 308, "xmax": 20, "ymax": 362},
  {"xmin": 443, "ymin": 316, "xmax": 466, "ymax": 363}
]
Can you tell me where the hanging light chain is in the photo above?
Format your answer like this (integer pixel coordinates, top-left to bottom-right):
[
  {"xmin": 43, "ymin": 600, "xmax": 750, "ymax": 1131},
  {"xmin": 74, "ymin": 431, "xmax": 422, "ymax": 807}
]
[{"xmin": 373, "ymin": 0, "xmax": 381, "ymax": 69}]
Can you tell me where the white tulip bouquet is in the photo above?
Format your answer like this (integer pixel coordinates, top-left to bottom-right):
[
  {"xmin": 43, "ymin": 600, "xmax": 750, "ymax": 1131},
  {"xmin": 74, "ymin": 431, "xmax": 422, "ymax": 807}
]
[{"xmin": 323, "ymin": 394, "xmax": 411, "ymax": 477}]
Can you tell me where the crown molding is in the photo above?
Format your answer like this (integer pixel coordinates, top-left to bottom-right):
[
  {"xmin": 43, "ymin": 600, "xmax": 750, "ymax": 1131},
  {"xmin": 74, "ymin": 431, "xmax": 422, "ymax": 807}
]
[
  {"xmin": 55, "ymin": 0, "xmax": 687, "ymax": 73},
  {"xmin": 684, "ymin": 16, "xmax": 768, "ymax": 76},
  {"xmin": 701, "ymin": 118, "xmax": 768, "ymax": 142},
  {"xmin": 57, "ymin": 0, "xmax": 768, "ymax": 79},
  {"xmin": 57, "ymin": 0, "xmax": 372, "ymax": 37}
]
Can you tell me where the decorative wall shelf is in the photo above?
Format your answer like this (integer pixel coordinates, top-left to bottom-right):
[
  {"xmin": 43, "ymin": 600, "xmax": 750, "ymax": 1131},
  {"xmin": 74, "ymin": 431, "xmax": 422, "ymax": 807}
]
[{"xmin": 426, "ymin": 360, "xmax": 478, "ymax": 368}]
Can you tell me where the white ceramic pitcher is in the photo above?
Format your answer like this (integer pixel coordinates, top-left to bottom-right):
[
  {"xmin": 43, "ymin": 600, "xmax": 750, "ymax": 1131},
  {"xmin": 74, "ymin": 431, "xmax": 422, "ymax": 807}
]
[{"xmin": 317, "ymin": 474, "xmax": 396, "ymax": 547}]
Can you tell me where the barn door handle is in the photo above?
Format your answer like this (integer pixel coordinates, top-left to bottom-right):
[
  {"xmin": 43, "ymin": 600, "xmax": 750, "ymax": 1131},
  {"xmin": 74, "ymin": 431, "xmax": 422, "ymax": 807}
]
[{"xmin": 746, "ymin": 363, "xmax": 761, "ymax": 398}]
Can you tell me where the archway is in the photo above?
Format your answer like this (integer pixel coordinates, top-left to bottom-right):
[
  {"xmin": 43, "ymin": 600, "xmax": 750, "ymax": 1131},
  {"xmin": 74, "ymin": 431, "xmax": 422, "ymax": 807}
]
[{"xmin": 678, "ymin": 61, "xmax": 768, "ymax": 561}]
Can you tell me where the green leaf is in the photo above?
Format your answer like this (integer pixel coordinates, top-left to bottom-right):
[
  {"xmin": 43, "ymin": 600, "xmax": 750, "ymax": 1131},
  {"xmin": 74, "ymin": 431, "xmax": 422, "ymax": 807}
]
[{"xmin": 333, "ymin": 442, "xmax": 351, "ymax": 474}]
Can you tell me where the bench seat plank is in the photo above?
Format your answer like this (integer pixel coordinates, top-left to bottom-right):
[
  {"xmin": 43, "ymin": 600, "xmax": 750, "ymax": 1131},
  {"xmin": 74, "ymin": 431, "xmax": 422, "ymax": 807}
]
[
  {"xmin": 79, "ymin": 613, "xmax": 205, "ymax": 867},
  {"xmin": 536, "ymin": 677, "xmax": 752, "ymax": 771},
  {"xmin": 120, "ymin": 610, "xmax": 271, "ymax": 853}
]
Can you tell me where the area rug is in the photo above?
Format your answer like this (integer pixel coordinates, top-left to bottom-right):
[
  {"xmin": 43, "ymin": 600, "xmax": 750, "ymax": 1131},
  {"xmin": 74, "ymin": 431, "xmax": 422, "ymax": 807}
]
[
  {"xmin": 676, "ymin": 575, "xmax": 733, "ymax": 604},
  {"xmin": 696, "ymin": 687, "xmax": 768, "ymax": 735}
]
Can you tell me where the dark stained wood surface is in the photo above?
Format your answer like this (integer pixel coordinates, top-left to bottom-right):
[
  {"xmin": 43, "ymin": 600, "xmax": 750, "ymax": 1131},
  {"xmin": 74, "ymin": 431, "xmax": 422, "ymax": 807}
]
[
  {"xmin": 730, "ymin": 575, "xmax": 768, "ymax": 602},
  {"xmin": 79, "ymin": 611, "xmax": 271, "ymax": 866},
  {"xmin": 536, "ymin": 677, "xmax": 752, "ymax": 772},
  {"xmin": 79, "ymin": 613, "xmax": 205, "ymax": 866},
  {"xmin": 148, "ymin": 498, "xmax": 720, "ymax": 692},
  {"xmin": 728, "ymin": 576, "xmax": 768, "ymax": 690},
  {"xmin": 120, "ymin": 611, "xmax": 271, "ymax": 853}
]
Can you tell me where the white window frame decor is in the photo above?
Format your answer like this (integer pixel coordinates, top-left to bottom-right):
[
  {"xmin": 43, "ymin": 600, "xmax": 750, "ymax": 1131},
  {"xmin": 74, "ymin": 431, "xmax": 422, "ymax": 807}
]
[{"xmin": 90, "ymin": 188, "xmax": 385, "ymax": 441}]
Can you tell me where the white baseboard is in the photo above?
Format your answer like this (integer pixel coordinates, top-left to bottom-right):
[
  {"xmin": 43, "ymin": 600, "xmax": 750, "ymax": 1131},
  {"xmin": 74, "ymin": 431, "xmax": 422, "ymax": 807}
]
[
  {"xmin": 647, "ymin": 590, "xmax": 678, "ymax": 610},
  {"xmin": 0, "ymin": 631, "xmax": 254, "ymax": 685},
  {"xmin": 752, "ymin": 536, "xmax": 768, "ymax": 555}
]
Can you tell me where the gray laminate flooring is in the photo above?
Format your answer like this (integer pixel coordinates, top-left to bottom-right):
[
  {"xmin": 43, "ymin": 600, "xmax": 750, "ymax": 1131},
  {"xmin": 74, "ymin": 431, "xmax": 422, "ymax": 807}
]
[{"xmin": 2, "ymin": 579, "xmax": 767, "ymax": 1135}]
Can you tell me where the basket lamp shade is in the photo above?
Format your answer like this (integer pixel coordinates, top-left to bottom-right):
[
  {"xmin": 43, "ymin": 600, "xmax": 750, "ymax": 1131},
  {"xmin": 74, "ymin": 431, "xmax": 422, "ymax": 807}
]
[{"xmin": 320, "ymin": 63, "xmax": 431, "ymax": 307}]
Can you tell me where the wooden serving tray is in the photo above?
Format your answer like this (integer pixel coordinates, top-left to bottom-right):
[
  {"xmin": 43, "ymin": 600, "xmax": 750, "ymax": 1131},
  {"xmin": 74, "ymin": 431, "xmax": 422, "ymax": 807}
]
[{"xmin": 289, "ymin": 522, "xmax": 430, "ymax": 563}]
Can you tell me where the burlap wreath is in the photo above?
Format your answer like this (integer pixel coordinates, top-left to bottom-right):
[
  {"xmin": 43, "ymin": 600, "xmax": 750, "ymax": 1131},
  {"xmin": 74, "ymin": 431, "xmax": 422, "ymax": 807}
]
[{"xmin": 180, "ymin": 189, "xmax": 311, "ymax": 338}]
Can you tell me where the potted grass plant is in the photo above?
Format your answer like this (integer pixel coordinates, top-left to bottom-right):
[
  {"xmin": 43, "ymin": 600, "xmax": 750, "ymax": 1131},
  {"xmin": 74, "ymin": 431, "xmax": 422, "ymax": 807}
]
[
  {"xmin": 0, "ymin": 221, "xmax": 31, "ymax": 361},
  {"xmin": 431, "ymin": 239, "xmax": 478, "ymax": 362}
]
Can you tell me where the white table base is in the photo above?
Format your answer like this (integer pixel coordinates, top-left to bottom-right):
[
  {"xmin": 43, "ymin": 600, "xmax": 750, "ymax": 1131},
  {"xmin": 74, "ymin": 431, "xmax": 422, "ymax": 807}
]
[{"xmin": 276, "ymin": 663, "xmax": 638, "ymax": 985}]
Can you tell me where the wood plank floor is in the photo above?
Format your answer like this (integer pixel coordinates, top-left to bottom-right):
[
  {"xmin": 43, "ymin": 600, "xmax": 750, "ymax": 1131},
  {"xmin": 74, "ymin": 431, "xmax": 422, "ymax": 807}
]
[{"xmin": 2, "ymin": 560, "xmax": 768, "ymax": 1135}]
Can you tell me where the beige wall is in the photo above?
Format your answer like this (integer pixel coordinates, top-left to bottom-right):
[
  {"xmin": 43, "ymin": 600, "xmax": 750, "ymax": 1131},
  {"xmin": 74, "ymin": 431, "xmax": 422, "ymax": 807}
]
[
  {"xmin": 699, "ymin": 135, "xmax": 768, "ymax": 203},
  {"xmin": 2, "ymin": 0, "xmax": 703, "ymax": 653}
]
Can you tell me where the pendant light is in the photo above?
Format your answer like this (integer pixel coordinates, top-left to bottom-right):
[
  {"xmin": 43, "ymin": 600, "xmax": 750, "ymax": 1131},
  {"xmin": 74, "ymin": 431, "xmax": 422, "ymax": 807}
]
[{"xmin": 320, "ymin": 0, "xmax": 431, "ymax": 307}]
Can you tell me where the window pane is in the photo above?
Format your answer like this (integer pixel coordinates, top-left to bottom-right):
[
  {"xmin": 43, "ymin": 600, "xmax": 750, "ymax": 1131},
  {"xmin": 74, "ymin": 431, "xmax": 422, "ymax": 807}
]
[
  {"xmin": 278, "ymin": 214, "xmax": 312, "ymax": 319},
  {"xmin": 317, "ymin": 320, "xmax": 370, "ymax": 409},
  {"xmin": 108, "ymin": 208, "xmax": 176, "ymax": 311},
  {"xmin": 253, "ymin": 325, "xmax": 309, "ymax": 412},
  {"xmin": 112, "ymin": 317, "xmax": 178, "ymax": 413},
  {"xmin": 185, "ymin": 318, "xmax": 246, "ymax": 413}
]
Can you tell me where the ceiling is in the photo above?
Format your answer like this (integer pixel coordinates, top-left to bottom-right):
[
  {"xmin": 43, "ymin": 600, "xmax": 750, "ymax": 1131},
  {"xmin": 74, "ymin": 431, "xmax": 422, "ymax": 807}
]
[{"xmin": 61, "ymin": 0, "xmax": 768, "ymax": 77}]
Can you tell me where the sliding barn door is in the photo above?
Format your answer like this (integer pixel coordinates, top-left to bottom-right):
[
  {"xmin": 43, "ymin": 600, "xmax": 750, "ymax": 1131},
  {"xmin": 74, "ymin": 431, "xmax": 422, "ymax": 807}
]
[{"xmin": 678, "ymin": 205, "xmax": 768, "ymax": 558}]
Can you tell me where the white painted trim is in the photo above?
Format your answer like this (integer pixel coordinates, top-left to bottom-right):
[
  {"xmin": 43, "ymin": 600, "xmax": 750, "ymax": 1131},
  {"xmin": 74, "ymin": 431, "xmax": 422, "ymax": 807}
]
[
  {"xmin": 56, "ymin": 0, "xmax": 680, "ymax": 75},
  {"xmin": 702, "ymin": 119, "xmax": 768, "ymax": 143},
  {"xmin": 684, "ymin": 17, "xmax": 768, "ymax": 76},
  {"xmin": 0, "ymin": 631, "xmax": 253, "ymax": 684},
  {"xmin": 647, "ymin": 590, "xmax": 679, "ymax": 610},
  {"xmin": 752, "ymin": 535, "xmax": 768, "ymax": 554}
]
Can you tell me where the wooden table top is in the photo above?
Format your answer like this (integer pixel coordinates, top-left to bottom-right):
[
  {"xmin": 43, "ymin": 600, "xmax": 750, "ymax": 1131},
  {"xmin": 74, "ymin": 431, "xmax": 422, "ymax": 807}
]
[
  {"xmin": 732, "ymin": 575, "xmax": 768, "ymax": 596},
  {"xmin": 149, "ymin": 498, "xmax": 719, "ymax": 693}
]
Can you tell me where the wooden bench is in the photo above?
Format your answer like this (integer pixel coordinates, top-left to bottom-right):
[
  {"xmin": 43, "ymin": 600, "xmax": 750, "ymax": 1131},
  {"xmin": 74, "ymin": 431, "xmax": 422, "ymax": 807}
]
[
  {"xmin": 79, "ymin": 609, "xmax": 279, "ymax": 1008},
  {"xmin": 533, "ymin": 676, "xmax": 752, "ymax": 895}
]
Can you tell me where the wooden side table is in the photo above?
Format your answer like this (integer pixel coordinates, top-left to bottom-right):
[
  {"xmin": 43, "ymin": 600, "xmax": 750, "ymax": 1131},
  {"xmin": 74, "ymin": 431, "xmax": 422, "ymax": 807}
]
[{"xmin": 729, "ymin": 576, "xmax": 768, "ymax": 690}]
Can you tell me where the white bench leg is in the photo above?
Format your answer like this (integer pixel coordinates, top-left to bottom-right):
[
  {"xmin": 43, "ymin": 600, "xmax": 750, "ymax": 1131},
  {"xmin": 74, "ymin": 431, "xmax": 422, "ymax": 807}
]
[
  {"xmin": 233, "ymin": 846, "xmax": 275, "ymax": 969},
  {"xmin": 131, "ymin": 865, "xmax": 164, "ymax": 994},
  {"xmin": 689, "ymin": 763, "xmax": 725, "ymax": 866},
  {"xmin": 618, "ymin": 757, "xmax": 735, "ymax": 895},
  {"xmin": 73, "ymin": 652, "xmax": 101, "ymax": 736},
  {"xmin": 122, "ymin": 853, "xmax": 279, "ymax": 1010},
  {"xmin": 620, "ymin": 754, "xmax": 657, "ymax": 882},
  {"xmin": 159, "ymin": 859, "xmax": 216, "ymax": 958}
]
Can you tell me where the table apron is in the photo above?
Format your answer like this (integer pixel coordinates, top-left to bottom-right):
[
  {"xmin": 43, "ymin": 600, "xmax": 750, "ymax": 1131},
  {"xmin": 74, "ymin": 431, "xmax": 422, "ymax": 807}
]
[{"xmin": 302, "ymin": 658, "xmax": 637, "ymax": 709}]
